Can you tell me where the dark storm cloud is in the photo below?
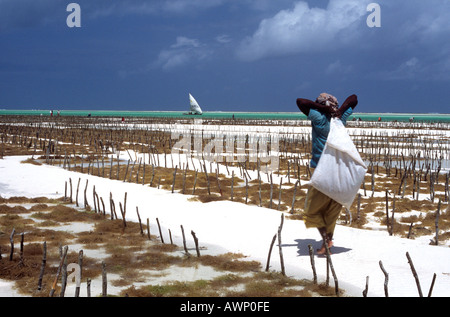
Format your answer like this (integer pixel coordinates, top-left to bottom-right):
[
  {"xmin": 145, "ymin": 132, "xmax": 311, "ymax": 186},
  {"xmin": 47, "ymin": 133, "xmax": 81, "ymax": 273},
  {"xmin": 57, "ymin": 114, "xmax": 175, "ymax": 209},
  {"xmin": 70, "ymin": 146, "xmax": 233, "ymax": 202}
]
[{"xmin": 0, "ymin": 0, "xmax": 449, "ymax": 112}]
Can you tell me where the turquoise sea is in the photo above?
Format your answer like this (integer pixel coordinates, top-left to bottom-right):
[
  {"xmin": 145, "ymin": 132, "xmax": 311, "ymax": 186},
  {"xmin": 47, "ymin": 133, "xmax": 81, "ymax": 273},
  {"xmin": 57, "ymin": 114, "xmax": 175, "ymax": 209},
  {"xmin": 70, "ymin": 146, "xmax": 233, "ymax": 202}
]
[{"xmin": 1, "ymin": 109, "xmax": 449, "ymax": 123}]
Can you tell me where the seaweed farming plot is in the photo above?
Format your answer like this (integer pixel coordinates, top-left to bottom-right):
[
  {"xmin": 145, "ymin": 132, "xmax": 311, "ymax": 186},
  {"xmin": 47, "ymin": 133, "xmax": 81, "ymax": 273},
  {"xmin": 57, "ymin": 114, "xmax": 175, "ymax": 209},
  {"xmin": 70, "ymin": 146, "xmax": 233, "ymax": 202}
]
[
  {"xmin": 1, "ymin": 115, "xmax": 449, "ymax": 244},
  {"xmin": 1, "ymin": 195, "xmax": 333, "ymax": 297},
  {"xmin": 1, "ymin": 114, "xmax": 450, "ymax": 298},
  {"xmin": 348, "ymin": 127, "xmax": 450, "ymax": 171}
]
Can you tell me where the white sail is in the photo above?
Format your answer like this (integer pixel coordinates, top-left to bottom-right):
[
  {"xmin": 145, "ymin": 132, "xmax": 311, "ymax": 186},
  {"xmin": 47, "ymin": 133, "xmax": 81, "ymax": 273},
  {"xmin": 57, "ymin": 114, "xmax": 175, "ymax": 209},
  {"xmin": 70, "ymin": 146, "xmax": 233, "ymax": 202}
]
[{"xmin": 189, "ymin": 93, "xmax": 203, "ymax": 115}]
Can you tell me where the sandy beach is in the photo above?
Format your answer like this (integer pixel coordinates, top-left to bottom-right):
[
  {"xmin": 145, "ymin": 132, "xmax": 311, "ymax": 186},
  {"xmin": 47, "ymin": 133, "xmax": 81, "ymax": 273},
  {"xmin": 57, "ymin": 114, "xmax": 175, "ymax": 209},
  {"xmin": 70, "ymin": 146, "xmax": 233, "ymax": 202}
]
[{"xmin": 0, "ymin": 116, "xmax": 449, "ymax": 298}]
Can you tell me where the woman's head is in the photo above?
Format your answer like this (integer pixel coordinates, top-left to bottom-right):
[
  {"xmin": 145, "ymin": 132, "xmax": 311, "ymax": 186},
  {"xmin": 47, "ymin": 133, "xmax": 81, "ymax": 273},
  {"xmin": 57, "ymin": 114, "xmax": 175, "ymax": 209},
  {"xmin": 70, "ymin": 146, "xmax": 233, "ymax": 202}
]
[{"xmin": 316, "ymin": 93, "xmax": 339, "ymax": 111}]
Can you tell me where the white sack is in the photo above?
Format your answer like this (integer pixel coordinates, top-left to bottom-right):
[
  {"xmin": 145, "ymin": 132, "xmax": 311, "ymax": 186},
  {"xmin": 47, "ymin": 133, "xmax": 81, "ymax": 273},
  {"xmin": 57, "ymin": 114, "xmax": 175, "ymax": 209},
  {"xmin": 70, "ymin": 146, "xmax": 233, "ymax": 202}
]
[{"xmin": 310, "ymin": 118, "xmax": 367, "ymax": 209}]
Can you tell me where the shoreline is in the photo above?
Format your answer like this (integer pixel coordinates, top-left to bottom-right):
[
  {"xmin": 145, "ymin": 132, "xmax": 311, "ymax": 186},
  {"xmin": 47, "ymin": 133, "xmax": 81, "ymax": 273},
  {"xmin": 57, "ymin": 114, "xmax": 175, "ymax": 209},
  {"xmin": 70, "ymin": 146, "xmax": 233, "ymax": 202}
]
[{"xmin": 1, "ymin": 110, "xmax": 450, "ymax": 123}]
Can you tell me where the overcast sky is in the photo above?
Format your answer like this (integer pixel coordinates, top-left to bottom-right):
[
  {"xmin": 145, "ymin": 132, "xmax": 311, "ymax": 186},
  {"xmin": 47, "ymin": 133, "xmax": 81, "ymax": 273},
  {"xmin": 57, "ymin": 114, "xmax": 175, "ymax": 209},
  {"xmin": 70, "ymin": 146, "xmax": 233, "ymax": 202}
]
[{"xmin": 1, "ymin": 0, "xmax": 449, "ymax": 113}]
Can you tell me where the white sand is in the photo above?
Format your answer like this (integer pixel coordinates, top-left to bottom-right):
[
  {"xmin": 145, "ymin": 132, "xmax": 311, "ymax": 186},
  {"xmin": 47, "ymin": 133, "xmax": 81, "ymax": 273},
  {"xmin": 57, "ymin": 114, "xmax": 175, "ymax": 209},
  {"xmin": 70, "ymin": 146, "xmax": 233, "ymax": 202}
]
[{"xmin": 1, "ymin": 154, "xmax": 449, "ymax": 297}]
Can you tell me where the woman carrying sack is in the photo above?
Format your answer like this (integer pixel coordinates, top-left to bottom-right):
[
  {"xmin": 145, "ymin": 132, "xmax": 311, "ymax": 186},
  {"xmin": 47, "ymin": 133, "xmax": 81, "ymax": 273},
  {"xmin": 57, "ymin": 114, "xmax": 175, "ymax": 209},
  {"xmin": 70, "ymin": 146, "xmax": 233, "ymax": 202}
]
[{"xmin": 296, "ymin": 93, "xmax": 361, "ymax": 255}]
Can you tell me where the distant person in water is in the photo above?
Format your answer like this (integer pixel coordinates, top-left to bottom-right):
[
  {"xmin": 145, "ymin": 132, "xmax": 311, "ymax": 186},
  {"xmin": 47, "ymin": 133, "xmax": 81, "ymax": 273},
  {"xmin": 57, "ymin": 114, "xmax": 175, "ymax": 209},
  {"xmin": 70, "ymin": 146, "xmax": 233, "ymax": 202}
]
[{"xmin": 296, "ymin": 93, "xmax": 358, "ymax": 255}]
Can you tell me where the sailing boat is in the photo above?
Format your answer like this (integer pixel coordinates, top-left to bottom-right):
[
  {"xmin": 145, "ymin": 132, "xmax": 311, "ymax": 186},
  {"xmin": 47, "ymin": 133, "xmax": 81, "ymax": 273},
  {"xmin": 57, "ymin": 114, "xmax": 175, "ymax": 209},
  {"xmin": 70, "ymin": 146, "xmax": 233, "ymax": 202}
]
[{"xmin": 184, "ymin": 93, "xmax": 203, "ymax": 115}]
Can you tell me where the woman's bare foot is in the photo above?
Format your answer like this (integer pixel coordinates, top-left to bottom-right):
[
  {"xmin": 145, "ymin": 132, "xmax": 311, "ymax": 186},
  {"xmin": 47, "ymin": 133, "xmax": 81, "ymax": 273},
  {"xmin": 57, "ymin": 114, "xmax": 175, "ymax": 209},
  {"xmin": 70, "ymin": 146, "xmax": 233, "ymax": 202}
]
[{"xmin": 316, "ymin": 240, "xmax": 333, "ymax": 255}]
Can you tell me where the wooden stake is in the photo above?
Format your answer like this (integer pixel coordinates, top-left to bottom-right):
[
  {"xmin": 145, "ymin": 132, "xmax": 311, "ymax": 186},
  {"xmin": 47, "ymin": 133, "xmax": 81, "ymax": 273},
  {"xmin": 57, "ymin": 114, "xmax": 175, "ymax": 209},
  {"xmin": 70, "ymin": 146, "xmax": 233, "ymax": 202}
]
[
  {"xmin": 269, "ymin": 173, "xmax": 273, "ymax": 208},
  {"xmin": 192, "ymin": 170, "xmax": 198, "ymax": 195},
  {"xmin": 84, "ymin": 179, "xmax": 89, "ymax": 208},
  {"xmin": 93, "ymin": 185, "xmax": 97, "ymax": 213},
  {"xmin": 278, "ymin": 178, "xmax": 283, "ymax": 211},
  {"xmin": 435, "ymin": 199, "xmax": 441, "ymax": 245},
  {"xmin": 102, "ymin": 261, "xmax": 107, "ymax": 297},
  {"xmin": 291, "ymin": 180, "xmax": 299, "ymax": 213},
  {"xmin": 172, "ymin": 166, "xmax": 177, "ymax": 193},
  {"xmin": 191, "ymin": 230, "xmax": 200, "ymax": 257},
  {"xmin": 37, "ymin": 241, "xmax": 47, "ymax": 291},
  {"xmin": 428, "ymin": 273, "xmax": 437, "ymax": 297},
  {"xmin": 76, "ymin": 178, "xmax": 81, "ymax": 207},
  {"xmin": 277, "ymin": 214, "xmax": 285, "ymax": 276},
  {"xmin": 136, "ymin": 207, "xmax": 143, "ymax": 235},
  {"xmin": 181, "ymin": 225, "xmax": 190, "ymax": 256},
  {"xmin": 49, "ymin": 245, "xmax": 68, "ymax": 297},
  {"xmin": 87, "ymin": 278, "xmax": 91, "ymax": 297},
  {"xmin": 156, "ymin": 218, "xmax": 164, "ymax": 244},
  {"xmin": 100, "ymin": 197, "xmax": 106, "ymax": 216},
  {"xmin": 9, "ymin": 228, "xmax": 15, "ymax": 261},
  {"xmin": 69, "ymin": 178, "xmax": 73, "ymax": 203},
  {"xmin": 204, "ymin": 163, "xmax": 211, "ymax": 195},
  {"xmin": 308, "ymin": 244, "xmax": 317, "ymax": 284},
  {"xmin": 407, "ymin": 222, "xmax": 414, "ymax": 239},
  {"xmin": 245, "ymin": 174, "xmax": 248, "ymax": 204},
  {"xmin": 324, "ymin": 239, "xmax": 339, "ymax": 296},
  {"xmin": 217, "ymin": 169, "xmax": 223, "ymax": 196},
  {"xmin": 230, "ymin": 171, "xmax": 234, "ymax": 201},
  {"xmin": 123, "ymin": 159, "xmax": 130, "ymax": 182},
  {"xmin": 362, "ymin": 276, "xmax": 369, "ymax": 297},
  {"xmin": 379, "ymin": 260, "xmax": 389, "ymax": 297},
  {"xmin": 385, "ymin": 190, "xmax": 391, "ymax": 235},
  {"xmin": 406, "ymin": 252, "xmax": 423, "ymax": 297},
  {"xmin": 182, "ymin": 167, "xmax": 187, "ymax": 194},
  {"xmin": 265, "ymin": 234, "xmax": 277, "ymax": 272},
  {"xmin": 19, "ymin": 233, "xmax": 24, "ymax": 267},
  {"xmin": 119, "ymin": 202, "xmax": 126, "ymax": 228},
  {"xmin": 75, "ymin": 250, "xmax": 83, "ymax": 297},
  {"xmin": 146, "ymin": 218, "xmax": 151, "ymax": 240},
  {"xmin": 258, "ymin": 174, "xmax": 262, "ymax": 206},
  {"xmin": 59, "ymin": 250, "xmax": 68, "ymax": 297}
]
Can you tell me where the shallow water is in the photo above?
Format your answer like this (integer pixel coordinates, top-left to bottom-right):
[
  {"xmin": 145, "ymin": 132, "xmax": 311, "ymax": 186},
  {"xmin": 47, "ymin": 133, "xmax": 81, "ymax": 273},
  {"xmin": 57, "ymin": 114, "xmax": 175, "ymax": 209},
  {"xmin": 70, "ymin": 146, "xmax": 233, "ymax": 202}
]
[{"xmin": 1, "ymin": 109, "xmax": 450, "ymax": 123}]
